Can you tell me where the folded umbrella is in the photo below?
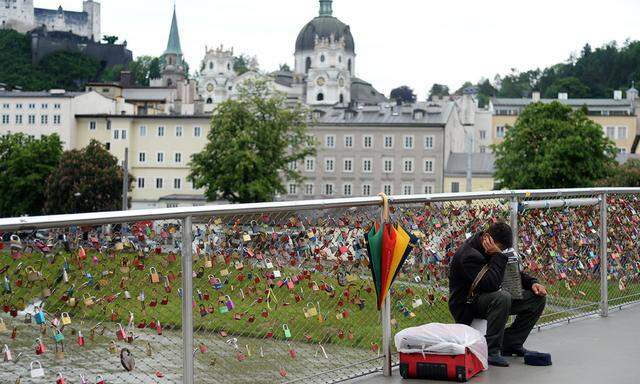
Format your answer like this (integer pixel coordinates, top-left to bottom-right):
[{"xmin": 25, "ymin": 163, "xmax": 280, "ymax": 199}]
[
  {"xmin": 389, "ymin": 225, "xmax": 418, "ymax": 287},
  {"xmin": 379, "ymin": 223, "xmax": 397, "ymax": 309},
  {"xmin": 365, "ymin": 223, "xmax": 383, "ymax": 305}
]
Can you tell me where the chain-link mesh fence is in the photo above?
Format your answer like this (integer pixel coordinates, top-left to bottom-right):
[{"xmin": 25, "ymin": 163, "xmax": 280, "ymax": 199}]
[{"xmin": 1, "ymin": 189, "xmax": 639, "ymax": 384}]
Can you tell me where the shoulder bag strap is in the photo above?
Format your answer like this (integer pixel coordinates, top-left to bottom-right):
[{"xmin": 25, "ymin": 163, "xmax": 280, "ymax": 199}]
[{"xmin": 467, "ymin": 265, "xmax": 490, "ymax": 303}]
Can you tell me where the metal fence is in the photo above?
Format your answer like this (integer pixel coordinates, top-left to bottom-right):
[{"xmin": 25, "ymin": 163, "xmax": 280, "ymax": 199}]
[{"xmin": 0, "ymin": 188, "xmax": 639, "ymax": 383}]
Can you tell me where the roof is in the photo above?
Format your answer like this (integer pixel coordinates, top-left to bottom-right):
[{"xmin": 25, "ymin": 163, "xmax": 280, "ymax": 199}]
[
  {"xmin": 351, "ymin": 77, "xmax": 387, "ymax": 104},
  {"xmin": 34, "ymin": 7, "xmax": 88, "ymax": 24},
  {"xmin": 0, "ymin": 91, "xmax": 85, "ymax": 98},
  {"xmin": 492, "ymin": 97, "xmax": 633, "ymax": 108},
  {"xmin": 158, "ymin": 194, "xmax": 207, "ymax": 202},
  {"xmin": 271, "ymin": 70, "xmax": 294, "ymax": 87},
  {"xmin": 313, "ymin": 102, "xmax": 454, "ymax": 126},
  {"xmin": 445, "ymin": 152, "xmax": 495, "ymax": 176},
  {"xmin": 295, "ymin": 16, "xmax": 355, "ymax": 53},
  {"xmin": 164, "ymin": 8, "xmax": 183, "ymax": 55}
]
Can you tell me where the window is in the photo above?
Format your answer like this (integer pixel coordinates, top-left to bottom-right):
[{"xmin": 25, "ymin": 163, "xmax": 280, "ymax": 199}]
[
  {"xmin": 362, "ymin": 158, "xmax": 372, "ymax": 173},
  {"xmin": 424, "ymin": 158, "xmax": 435, "ymax": 173},
  {"xmin": 53, "ymin": 115, "xmax": 61, "ymax": 124},
  {"xmin": 317, "ymin": 93, "xmax": 324, "ymax": 102},
  {"xmin": 324, "ymin": 158, "xmax": 335, "ymax": 172},
  {"xmin": 423, "ymin": 184, "xmax": 434, "ymax": 194},
  {"xmin": 89, "ymin": 121, "xmax": 96, "ymax": 130},
  {"xmin": 424, "ymin": 135, "xmax": 434, "ymax": 149},
  {"xmin": 305, "ymin": 57, "xmax": 312, "ymax": 74},
  {"xmin": 28, "ymin": 115, "xmax": 35, "ymax": 125},
  {"xmin": 363, "ymin": 135, "xmax": 373, "ymax": 148},
  {"xmin": 304, "ymin": 183, "xmax": 314, "ymax": 196},
  {"xmin": 479, "ymin": 130, "xmax": 487, "ymax": 140},
  {"xmin": 121, "ymin": 129, "xmax": 127, "ymax": 140},
  {"xmin": 175, "ymin": 126, "xmax": 183, "ymax": 137},
  {"xmin": 54, "ymin": 103, "xmax": 61, "ymax": 109},
  {"xmin": 305, "ymin": 157, "xmax": 315, "ymax": 172},
  {"xmin": 496, "ymin": 126, "xmax": 505, "ymax": 138},
  {"xmin": 605, "ymin": 126, "xmax": 616, "ymax": 139},
  {"xmin": 480, "ymin": 146, "xmax": 487, "ymax": 153},
  {"xmin": 137, "ymin": 177, "xmax": 145, "ymax": 189},
  {"xmin": 403, "ymin": 135, "xmax": 414, "ymax": 149},
  {"xmin": 113, "ymin": 130, "xmax": 120, "ymax": 140},
  {"xmin": 320, "ymin": 55, "xmax": 325, "ymax": 63},
  {"xmin": 157, "ymin": 152, "xmax": 165, "ymax": 163},
  {"xmin": 402, "ymin": 184, "xmax": 413, "ymax": 195},
  {"xmin": 1, "ymin": 114, "xmax": 8, "ymax": 124},
  {"xmin": 105, "ymin": 142, "xmax": 110, "ymax": 150},
  {"xmin": 139, "ymin": 125, "xmax": 147, "ymax": 137},
  {"xmin": 174, "ymin": 152, "xmax": 182, "ymax": 163},
  {"xmin": 617, "ymin": 126, "xmax": 628, "ymax": 140},
  {"xmin": 344, "ymin": 135, "xmax": 353, "ymax": 148},
  {"xmin": 325, "ymin": 135, "xmax": 335, "ymax": 148},
  {"xmin": 384, "ymin": 135, "xmax": 394, "ymax": 149},
  {"xmin": 138, "ymin": 152, "xmax": 146, "ymax": 163},
  {"xmin": 106, "ymin": 120, "xmax": 112, "ymax": 130},
  {"xmin": 41, "ymin": 103, "xmax": 48, "ymax": 109},
  {"xmin": 194, "ymin": 126, "xmax": 202, "ymax": 137},
  {"xmin": 15, "ymin": 115, "xmax": 22, "ymax": 124},
  {"xmin": 157, "ymin": 126, "xmax": 165, "ymax": 137},
  {"xmin": 288, "ymin": 183, "xmax": 297, "ymax": 195},
  {"xmin": 362, "ymin": 184, "xmax": 371, "ymax": 196},
  {"xmin": 343, "ymin": 183, "xmax": 353, "ymax": 196},
  {"xmin": 383, "ymin": 159, "xmax": 393, "ymax": 173},
  {"xmin": 287, "ymin": 161, "xmax": 298, "ymax": 171},
  {"xmin": 451, "ymin": 182, "xmax": 460, "ymax": 193},
  {"xmin": 403, "ymin": 158, "xmax": 414, "ymax": 173},
  {"xmin": 28, "ymin": 104, "xmax": 35, "ymax": 109},
  {"xmin": 383, "ymin": 184, "xmax": 392, "ymax": 195},
  {"xmin": 156, "ymin": 178, "xmax": 163, "ymax": 189},
  {"xmin": 2, "ymin": 103, "xmax": 8, "ymax": 109},
  {"xmin": 16, "ymin": 104, "xmax": 22, "ymax": 109},
  {"xmin": 40, "ymin": 115, "xmax": 48, "ymax": 125},
  {"xmin": 618, "ymin": 147, "xmax": 628, "ymax": 154},
  {"xmin": 343, "ymin": 158, "xmax": 353, "ymax": 172},
  {"xmin": 173, "ymin": 178, "xmax": 182, "ymax": 190},
  {"xmin": 324, "ymin": 183, "xmax": 334, "ymax": 196}
]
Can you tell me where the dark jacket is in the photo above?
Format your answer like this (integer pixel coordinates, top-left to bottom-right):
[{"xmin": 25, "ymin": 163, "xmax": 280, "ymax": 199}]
[{"xmin": 448, "ymin": 232, "xmax": 538, "ymax": 324}]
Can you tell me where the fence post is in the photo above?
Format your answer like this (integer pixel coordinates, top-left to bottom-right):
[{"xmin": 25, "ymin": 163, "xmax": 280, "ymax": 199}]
[
  {"xmin": 599, "ymin": 194, "xmax": 609, "ymax": 317},
  {"xmin": 182, "ymin": 216, "xmax": 195, "ymax": 384},
  {"xmin": 509, "ymin": 195, "xmax": 519, "ymax": 252},
  {"xmin": 380, "ymin": 195, "xmax": 392, "ymax": 377}
]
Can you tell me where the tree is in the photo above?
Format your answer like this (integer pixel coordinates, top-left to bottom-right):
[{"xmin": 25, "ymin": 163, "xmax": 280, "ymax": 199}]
[
  {"xmin": 102, "ymin": 35, "xmax": 119, "ymax": 45},
  {"xmin": 543, "ymin": 77, "xmax": 590, "ymax": 98},
  {"xmin": 0, "ymin": 133, "xmax": 63, "ymax": 217},
  {"xmin": 189, "ymin": 79, "xmax": 316, "ymax": 203},
  {"xmin": 598, "ymin": 159, "xmax": 640, "ymax": 187},
  {"xmin": 428, "ymin": 83, "xmax": 449, "ymax": 100},
  {"xmin": 44, "ymin": 140, "xmax": 132, "ymax": 214},
  {"xmin": 389, "ymin": 85, "xmax": 417, "ymax": 104},
  {"xmin": 129, "ymin": 56, "xmax": 162, "ymax": 86},
  {"xmin": 493, "ymin": 102, "xmax": 617, "ymax": 189},
  {"xmin": 101, "ymin": 64, "xmax": 124, "ymax": 82},
  {"xmin": 279, "ymin": 63, "xmax": 291, "ymax": 72},
  {"xmin": 233, "ymin": 54, "xmax": 259, "ymax": 75}
]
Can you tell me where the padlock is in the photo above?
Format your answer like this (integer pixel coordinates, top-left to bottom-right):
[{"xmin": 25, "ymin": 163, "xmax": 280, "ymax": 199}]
[
  {"xmin": 116, "ymin": 323, "xmax": 127, "ymax": 340},
  {"xmin": 199, "ymin": 343, "xmax": 207, "ymax": 353},
  {"xmin": 24, "ymin": 313, "xmax": 32, "ymax": 324},
  {"xmin": 156, "ymin": 320, "xmax": 162, "ymax": 335},
  {"xmin": 35, "ymin": 338, "xmax": 46, "ymax": 355},
  {"xmin": 120, "ymin": 348, "xmax": 135, "ymax": 371},
  {"xmin": 52, "ymin": 317, "xmax": 60, "ymax": 327},
  {"xmin": 0, "ymin": 318, "xmax": 7, "ymax": 333},
  {"xmin": 54, "ymin": 329, "xmax": 65, "ymax": 342},
  {"xmin": 161, "ymin": 296, "xmax": 169, "ymax": 305},
  {"xmin": 77, "ymin": 331, "xmax": 85, "ymax": 346},
  {"xmin": 61, "ymin": 312, "xmax": 71, "ymax": 325},
  {"xmin": 78, "ymin": 246, "xmax": 87, "ymax": 260},
  {"xmin": 288, "ymin": 344, "xmax": 297, "ymax": 359},
  {"xmin": 55, "ymin": 342, "xmax": 64, "ymax": 360},
  {"xmin": 3, "ymin": 344, "xmax": 12, "ymax": 361},
  {"xmin": 56, "ymin": 372, "xmax": 66, "ymax": 384},
  {"xmin": 30, "ymin": 360, "xmax": 45, "ymax": 378},
  {"xmin": 108, "ymin": 341, "xmax": 118, "ymax": 354},
  {"xmin": 200, "ymin": 305, "xmax": 208, "ymax": 317},
  {"xmin": 83, "ymin": 294, "xmax": 94, "ymax": 307},
  {"xmin": 124, "ymin": 290, "xmax": 132, "ymax": 299},
  {"xmin": 150, "ymin": 267, "xmax": 160, "ymax": 283},
  {"xmin": 225, "ymin": 295, "xmax": 235, "ymax": 310},
  {"xmin": 96, "ymin": 375, "xmax": 106, "ymax": 384},
  {"xmin": 283, "ymin": 324, "xmax": 291, "ymax": 338}
]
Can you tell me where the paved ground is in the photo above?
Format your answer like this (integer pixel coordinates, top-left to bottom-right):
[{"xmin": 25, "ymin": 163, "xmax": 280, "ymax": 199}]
[{"xmin": 349, "ymin": 303, "xmax": 640, "ymax": 384}]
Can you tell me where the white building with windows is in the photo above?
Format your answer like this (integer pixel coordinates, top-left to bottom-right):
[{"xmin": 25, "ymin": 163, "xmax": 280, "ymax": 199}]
[{"xmin": 0, "ymin": 89, "xmax": 131, "ymax": 149}]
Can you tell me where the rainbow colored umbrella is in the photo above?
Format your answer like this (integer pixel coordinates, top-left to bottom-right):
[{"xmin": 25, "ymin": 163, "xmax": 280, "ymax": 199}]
[
  {"xmin": 365, "ymin": 223, "xmax": 383, "ymax": 303},
  {"xmin": 378, "ymin": 223, "xmax": 397, "ymax": 309},
  {"xmin": 388, "ymin": 225, "xmax": 418, "ymax": 288}
]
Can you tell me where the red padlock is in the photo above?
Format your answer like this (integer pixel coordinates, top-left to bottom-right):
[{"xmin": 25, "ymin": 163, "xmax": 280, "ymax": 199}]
[
  {"xmin": 161, "ymin": 296, "xmax": 169, "ymax": 305},
  {"xmin": 156, "ymin": 320, "xmax": 162, "ymax": 335},
  {"xmin": 199, "ymin": 343, "xmax": 207, "ymax": 354},
  {"xmin": 116, "ymin": 324, "xmax": 127, "ymax": 340},
  {"xmin": 96, "ymin": 375, "xmax": 106, "ymax": 384},
  {"xmin": 35, "ymin": 338, "xmax": 46, "ymax": 354},
  {"xmin": 77, "ymin": 331, "xmax": 85, "ymax": 346},
  {"xmin": 56, "ymin": 372, "xmax": 66, "ymax": 384}
]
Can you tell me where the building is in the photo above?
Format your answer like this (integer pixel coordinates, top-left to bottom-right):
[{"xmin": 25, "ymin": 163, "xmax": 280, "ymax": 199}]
[
  {"xmin": 0, "ymin": 0, "xmax": 100, "ymax": 42},
  {"xmin": 444, "ymin": 153, "xmax": 495, "ymax": 193},
  {"xmin": 0, "ymin": 89, "xmax": 131, "ymax": 149},
  {"xmin": 486, "ymin": 90, "xmax": 639, "ymax": 154}
]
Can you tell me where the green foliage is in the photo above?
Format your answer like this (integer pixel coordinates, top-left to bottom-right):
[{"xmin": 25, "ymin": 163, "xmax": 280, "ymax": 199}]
[
  {"xmin": 189, "ymin": 79, "xmax": 316, "ymax": 203},
  {"xmin": 389, "ymin": 85, "xmax": 417, "ymax": 104},
  {"xmin": 598, "ymin": 159, "xmax": 640, "ymax": 187},
  {"xmin": 129, "ymin": 55, "xmax": 162, "ymax": 86},
  {"xmin": 0, "ymin": 29, "xmax": 115, "ymax": 91},
  {"xmin": 543, "ymin": 76, "xmax": 590, "ymax": 98},
  {"xmin": 427, "ymin": 83, "xmax": 449, "ymax": 100},
  {"xmin": 44, "ymin": 140, "xmax": 133, "ymax": 214},
  {"xmin": 0, "ymin": 133, "xmax": 63, "ymax": 217},
  {"xmin": 101, "ymin": 64, "xmax": 124, "ymax": 82},
  {"xmin": 493, "ymin": 102, "xmax": 617, "ymax": 189},
  {"xmin": 233, "ymin": 54, "xmax": 259, "ymax": 75},
  {"xmin": 279, "ymin": 63, "xmax": 291, "ymax": 72},
  {"xmin": 102, "ymin": 35, "xmax": 119, "ymax": 44}
]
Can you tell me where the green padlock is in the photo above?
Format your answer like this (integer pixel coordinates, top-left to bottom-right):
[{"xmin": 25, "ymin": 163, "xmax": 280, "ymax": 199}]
[
  {"xmin": 218, "ymin": 306, "xmax": 228, "ymax": 314},
  {"xmin": 54, "ymin": 330, "xmax": 65, "ymax": 342},
  {"xmin": 283, "ymin": 324, "xmax": 291, "ymax": 338}
]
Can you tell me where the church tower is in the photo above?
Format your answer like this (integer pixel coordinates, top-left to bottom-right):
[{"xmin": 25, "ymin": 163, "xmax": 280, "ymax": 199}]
[
  {"xmin": 161, "ymin": 6, "xmax": 185, "ymax": 87},
  {"xmin": 294, "ymin": 0, "xmax": 355, "ymax": 106},
  {"xmin": 197, "ymin": 45, "xmax": 237, "ymax": 111}
]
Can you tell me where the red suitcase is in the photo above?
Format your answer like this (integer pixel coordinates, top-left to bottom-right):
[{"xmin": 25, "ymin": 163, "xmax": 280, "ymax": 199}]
[{"xmin": 399, "ymin": 347, "xmax": 484, "ymax": 382}]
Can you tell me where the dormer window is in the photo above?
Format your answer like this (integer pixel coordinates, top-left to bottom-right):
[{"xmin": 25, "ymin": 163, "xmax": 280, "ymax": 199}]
[
  {"xmin": 320, "ymin": 55, "xmax": 325, "ymax": 63},
  {"xmin": 413, "ymin": 110, "xmax": 424, "ymax": 120}
]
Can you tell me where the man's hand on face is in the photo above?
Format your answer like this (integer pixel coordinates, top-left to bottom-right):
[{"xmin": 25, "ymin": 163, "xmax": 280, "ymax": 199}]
[
  {"xmin": 532, "ymin": 283, "xmax": 547, "ymax": 297},
  {"xmin": 481, "ymin": 235, "xmax": 502, "ymax": 255}
]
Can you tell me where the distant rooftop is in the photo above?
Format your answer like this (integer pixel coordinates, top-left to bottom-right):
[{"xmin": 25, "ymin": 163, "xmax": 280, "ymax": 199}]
[
  {"xmin": 313, "ymin": 102, "xmax": 454, "ymax": 126},
  {"xmin": 492, "ymin": 97, "xmax": 633, "ymax": 108},
  {"xmin": 446, "ymin": 152, "xmax": 495, "ymax": 176},
  {"xmin": 0, "ymin": 90, "xmax": 85, "ymax": 98}
]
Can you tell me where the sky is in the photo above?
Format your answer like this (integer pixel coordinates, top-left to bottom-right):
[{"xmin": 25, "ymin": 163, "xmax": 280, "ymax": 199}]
[{"xmin": 36, "ymin": 0, "xmax": 640, "ymax": 98}]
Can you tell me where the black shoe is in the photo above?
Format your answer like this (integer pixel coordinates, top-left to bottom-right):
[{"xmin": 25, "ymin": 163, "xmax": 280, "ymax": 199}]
[
  {"xmin": 502, "ymin": 346, "xmax": 535, "ymax": 357},
  {"xmin": 488, "ymin": 354, "xmax": 510, "ymax": 367}
]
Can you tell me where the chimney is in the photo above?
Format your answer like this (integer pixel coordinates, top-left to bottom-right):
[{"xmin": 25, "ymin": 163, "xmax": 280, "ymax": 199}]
[
  {"xmin": 532, "ymin": 91, "xmax": 541, "ymax": 102},
  {"xmin": 119, "ymin": 71, "xmax": 133, "ymax": 87},
  {"xmin": 558, "ymin": 92, "xmax": 568, "ymax": 100},
  {"xmin": 614, "ymin": 90, "xmax": 623, "ymax": 100}
]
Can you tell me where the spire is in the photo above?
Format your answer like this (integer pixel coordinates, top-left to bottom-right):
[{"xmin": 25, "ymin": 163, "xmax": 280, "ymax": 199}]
[
  {"xmin": 164, "ymin": 6, "xmax": 183, "ymax": 55},
  {"xmin": 319, "ymin": 0, "xmax": 333, "ymax": 16}
]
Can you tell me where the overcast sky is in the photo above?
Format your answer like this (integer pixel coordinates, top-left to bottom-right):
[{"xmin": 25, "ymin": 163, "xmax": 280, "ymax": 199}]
[{"xmin": 37, "ymin": 0, "xmax": 640, "ymax": 98}]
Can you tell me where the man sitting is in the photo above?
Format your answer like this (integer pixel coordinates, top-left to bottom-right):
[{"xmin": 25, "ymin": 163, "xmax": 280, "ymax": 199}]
[{"xmin": 448, "ymin": 222, "xmax": 547, "ymax": 367}]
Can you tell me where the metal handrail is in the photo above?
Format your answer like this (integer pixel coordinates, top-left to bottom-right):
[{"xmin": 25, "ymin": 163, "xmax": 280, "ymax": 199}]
[{"xmin": 1, "ymin": 188, "xmax": 640, "ymax": 231}]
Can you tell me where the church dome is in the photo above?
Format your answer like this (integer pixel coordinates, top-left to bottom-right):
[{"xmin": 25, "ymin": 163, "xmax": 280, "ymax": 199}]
[{"xmin": 295, "ymin": 1, "xmax": 355, "ymax": 54}]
